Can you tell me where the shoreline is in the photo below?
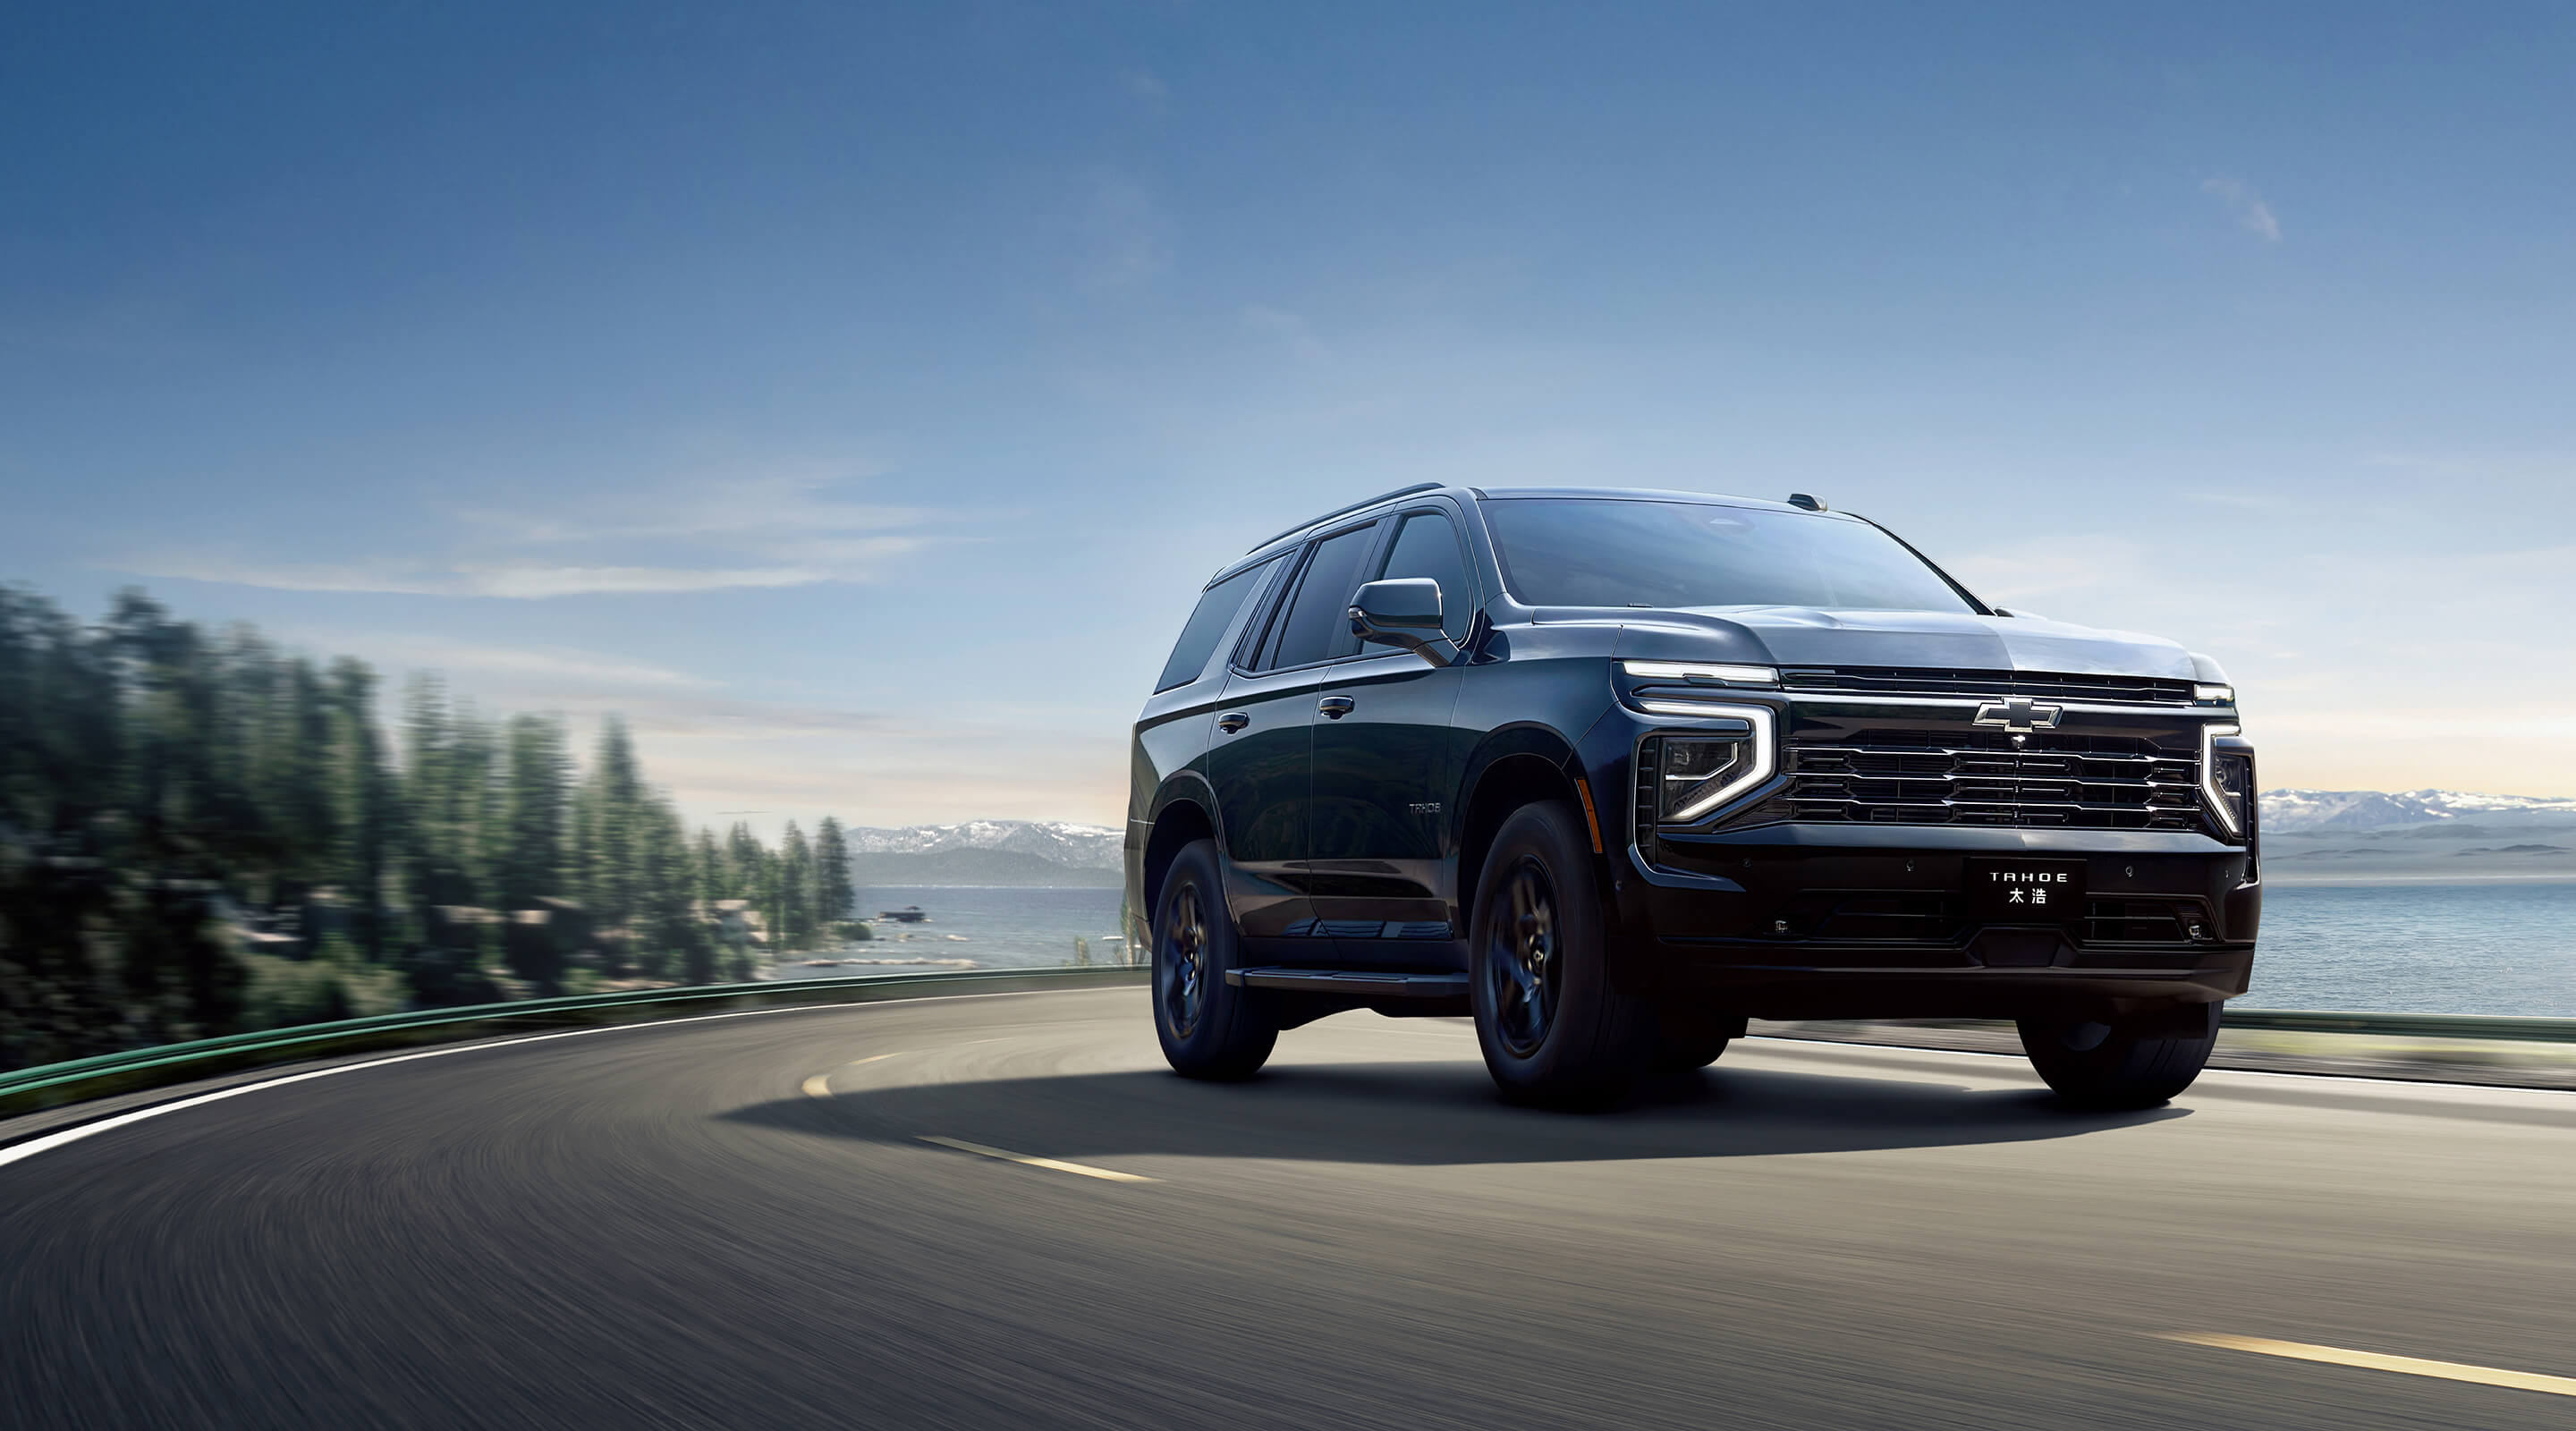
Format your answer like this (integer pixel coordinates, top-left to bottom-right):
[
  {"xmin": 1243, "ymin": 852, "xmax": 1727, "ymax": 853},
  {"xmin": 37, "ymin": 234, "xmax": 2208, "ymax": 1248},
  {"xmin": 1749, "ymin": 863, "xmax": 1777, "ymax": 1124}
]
[{"xmin": 2263, "ymin": 872, "xmax": 2576, "ymax": 887}]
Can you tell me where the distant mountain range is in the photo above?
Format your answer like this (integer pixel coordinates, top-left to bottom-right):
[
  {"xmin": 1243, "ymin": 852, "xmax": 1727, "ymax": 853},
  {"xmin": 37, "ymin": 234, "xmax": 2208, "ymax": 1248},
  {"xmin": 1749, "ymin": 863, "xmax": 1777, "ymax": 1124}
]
[
  {"xmin": 840, "ymin": 794, "xmax": 2576, "ymax": 892},
  {"xmin": 2258, "ymin": 790, "xmax": 2576, "ymax": 881},
  {"xmin": 845, "ymin": 820, "xmax": 1123, "ymax": 889},
  {"xmin": 2260, "ymin": 789, "xmax": 2576, "ymax": 833}
]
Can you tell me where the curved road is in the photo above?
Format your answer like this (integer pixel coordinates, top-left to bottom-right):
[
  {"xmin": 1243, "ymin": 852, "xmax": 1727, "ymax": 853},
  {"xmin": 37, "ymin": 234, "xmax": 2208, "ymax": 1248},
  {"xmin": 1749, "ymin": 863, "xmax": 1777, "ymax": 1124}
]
[{"xmin": 5, "ymin": 986, "xmax": 2574, "ymax": 1428}]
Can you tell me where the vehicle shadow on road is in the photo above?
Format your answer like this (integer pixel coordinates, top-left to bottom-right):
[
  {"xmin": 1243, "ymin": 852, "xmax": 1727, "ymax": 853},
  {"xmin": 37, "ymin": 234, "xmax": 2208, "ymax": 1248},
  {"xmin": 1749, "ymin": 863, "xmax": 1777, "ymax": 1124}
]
[{"xmin": 721, "ymin": 1058, "xmax": 2186, "ymax": 1166}]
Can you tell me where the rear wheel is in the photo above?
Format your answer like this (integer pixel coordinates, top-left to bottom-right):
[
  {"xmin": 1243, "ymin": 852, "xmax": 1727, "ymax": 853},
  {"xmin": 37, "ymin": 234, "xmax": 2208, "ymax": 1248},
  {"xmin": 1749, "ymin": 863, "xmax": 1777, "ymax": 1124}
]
[
  {"xmin": 2018, "ymin": 1003, "xmax": 2220, "ymax": 1109},
  {"xmin": 1469, "ymin": 801, "xmax": 1651, "ymax": 1106},
  {"xmin": 1152, "ymin": 840, "xmax": 1276, "ymax": 1080}
]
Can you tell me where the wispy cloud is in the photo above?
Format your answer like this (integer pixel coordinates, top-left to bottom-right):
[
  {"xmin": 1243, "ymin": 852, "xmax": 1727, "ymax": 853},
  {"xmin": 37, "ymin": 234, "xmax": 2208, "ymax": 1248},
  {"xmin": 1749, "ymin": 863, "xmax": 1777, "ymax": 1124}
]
[
  {"xmin": 1119, "ymin": 68, "xmax": 1169, "ymax": 111},
  {"xmin": 140, "ymin": 555, "xmax": 886, "ymax": 598},
  {"xmin": 1947, "ymin": 539, "xmax": 2150, "ymax": 605},
  {"xmin": 1083, "ymin": 171, "xmax": 1171, "ymax": 290},
  {"xmin": 1241, "ymin": 305, "xmax": 1329, "ymax": 361},
  {"xmin": 122, "ymin": 467, "xmax": 936, "ymax": 598},
  {"xmin": 311, "ymin": 633, "xmax": 715, "ymax": 690},
  {"xmin": 343, "ymin": 630, "xmax": 1113, "ymax": 825},
  {"xmin": 2201, "ymin": 176, "xmax": 2282, "ymax": 241}
]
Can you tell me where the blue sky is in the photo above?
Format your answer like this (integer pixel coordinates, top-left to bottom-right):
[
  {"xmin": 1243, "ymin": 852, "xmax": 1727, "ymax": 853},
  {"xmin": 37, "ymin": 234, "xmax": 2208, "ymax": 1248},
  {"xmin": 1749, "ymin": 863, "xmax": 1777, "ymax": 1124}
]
[{"xmin": 5, "ymin": 2, "xmax": 2573, "ymax": 831}]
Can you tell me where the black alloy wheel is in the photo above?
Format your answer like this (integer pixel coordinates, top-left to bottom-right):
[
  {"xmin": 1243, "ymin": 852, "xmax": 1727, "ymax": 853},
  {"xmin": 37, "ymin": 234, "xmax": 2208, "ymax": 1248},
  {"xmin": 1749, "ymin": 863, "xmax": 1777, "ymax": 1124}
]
[
  {"xmin": 1483, "ymin": 859, "xmax": 1563, "ymax": 1058},
  {"xmin": 1468, "ymin": 800, "xmax": 1652, "ymax": 1106},
  {"xmin": 1157, "ymin": 881, "xmax": 1209, "ymax": 1039},
  {"xmin": 1149, "ymin": 839, "xmax": 1277, "ymax": 1080}
]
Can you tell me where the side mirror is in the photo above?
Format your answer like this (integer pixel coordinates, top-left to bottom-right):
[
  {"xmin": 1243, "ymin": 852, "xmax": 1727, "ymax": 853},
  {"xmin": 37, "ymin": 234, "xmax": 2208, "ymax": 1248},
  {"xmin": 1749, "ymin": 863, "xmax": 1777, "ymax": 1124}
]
[{"xmin": 1348, "ymin": 578, "xmax": 1453, "ymax": 666}]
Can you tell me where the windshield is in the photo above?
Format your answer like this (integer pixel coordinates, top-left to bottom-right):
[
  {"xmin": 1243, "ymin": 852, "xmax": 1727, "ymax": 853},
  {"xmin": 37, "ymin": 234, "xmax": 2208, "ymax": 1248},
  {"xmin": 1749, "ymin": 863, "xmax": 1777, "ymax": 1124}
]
[{"xmin": 1482, "ymin": 498, "xmax": 1979, "ymax": 614}]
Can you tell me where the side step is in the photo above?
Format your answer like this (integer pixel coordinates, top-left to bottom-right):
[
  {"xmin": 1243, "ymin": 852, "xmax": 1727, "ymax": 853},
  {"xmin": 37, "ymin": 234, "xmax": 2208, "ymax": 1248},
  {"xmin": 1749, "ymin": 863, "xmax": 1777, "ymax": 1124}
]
[{"xmin": 1226, "ymin": 967, "xmax": 1469, "ymax": 999}]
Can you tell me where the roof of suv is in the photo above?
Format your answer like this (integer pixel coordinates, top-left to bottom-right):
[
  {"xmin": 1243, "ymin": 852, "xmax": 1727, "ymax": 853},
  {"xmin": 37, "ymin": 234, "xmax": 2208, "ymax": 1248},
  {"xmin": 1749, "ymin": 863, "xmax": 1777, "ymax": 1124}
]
[
  {"xmin": 1471, "ymin": 486, "xmax": 1822, "ymax": 514},
  {"xmin": 1243, "ymin": 484, "xmax": 1834, "ymax": 558}
]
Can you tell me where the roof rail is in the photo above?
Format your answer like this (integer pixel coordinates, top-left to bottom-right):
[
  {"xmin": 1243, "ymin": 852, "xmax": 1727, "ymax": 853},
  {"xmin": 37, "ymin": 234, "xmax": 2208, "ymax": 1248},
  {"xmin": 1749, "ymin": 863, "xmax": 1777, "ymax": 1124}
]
[{"xmin": 1247, "ymin": 483, "xmax": 1444, "ymax": 553}]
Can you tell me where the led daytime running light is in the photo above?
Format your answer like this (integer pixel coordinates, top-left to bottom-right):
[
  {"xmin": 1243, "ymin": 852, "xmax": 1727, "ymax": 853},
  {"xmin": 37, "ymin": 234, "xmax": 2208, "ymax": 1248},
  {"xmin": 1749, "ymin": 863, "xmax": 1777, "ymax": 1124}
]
[
  {"xmin": 1646, "ymin": 704, "xmax": 1776, "ymax": 823},
  {"xmin": 1621, "ymin": 660, "xmax": 1779, "ymax": 686}
]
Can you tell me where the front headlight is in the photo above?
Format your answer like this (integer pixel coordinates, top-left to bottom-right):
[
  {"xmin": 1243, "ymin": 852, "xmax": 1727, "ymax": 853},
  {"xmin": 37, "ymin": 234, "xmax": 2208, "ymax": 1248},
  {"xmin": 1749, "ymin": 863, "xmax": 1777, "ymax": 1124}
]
[
  {"xmin": 1659, "ymin": 734, "xmax": 1750, "ymax": 822},
  {"xmin": 1633, "ymin": 705, "xmax": 1777, "ymax": 831},
  {"xmin": 2199, "ymin": 724, "xmax": 2252, "ymax": 839}
]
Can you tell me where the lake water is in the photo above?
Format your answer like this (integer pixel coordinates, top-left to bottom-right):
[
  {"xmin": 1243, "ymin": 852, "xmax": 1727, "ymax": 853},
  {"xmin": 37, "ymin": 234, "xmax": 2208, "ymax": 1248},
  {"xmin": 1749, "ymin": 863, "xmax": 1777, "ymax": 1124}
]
[
  {"xmin": 2249, "ymin": 879, "xmax": 2576, "ymax": 1016},
  {"xmin": 767, "ymin": 879, "xmax": 2576, "ymax": 1017},
  {"xmin": 769, "ymin": 885, "xmax": 1129, "ymax": 978}
]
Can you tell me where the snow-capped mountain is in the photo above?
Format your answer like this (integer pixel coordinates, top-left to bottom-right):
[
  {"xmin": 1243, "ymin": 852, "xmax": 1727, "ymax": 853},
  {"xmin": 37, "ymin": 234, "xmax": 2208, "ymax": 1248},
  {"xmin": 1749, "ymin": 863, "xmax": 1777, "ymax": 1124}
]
[
  {"xmin": 844, "ymin": 820, "xmax": 1123, "ymax": 870},
  {"xmin": 2261, "ymin": 789, "xmax": 2576, "ymax": 833}
]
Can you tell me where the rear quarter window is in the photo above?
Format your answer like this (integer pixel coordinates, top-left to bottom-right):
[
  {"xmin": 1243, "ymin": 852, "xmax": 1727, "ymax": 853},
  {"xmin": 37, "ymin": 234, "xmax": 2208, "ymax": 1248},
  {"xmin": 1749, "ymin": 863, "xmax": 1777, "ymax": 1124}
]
[{"xmin": 1154, "ymin": 561, "xmax": 1272, "ymax": 692}]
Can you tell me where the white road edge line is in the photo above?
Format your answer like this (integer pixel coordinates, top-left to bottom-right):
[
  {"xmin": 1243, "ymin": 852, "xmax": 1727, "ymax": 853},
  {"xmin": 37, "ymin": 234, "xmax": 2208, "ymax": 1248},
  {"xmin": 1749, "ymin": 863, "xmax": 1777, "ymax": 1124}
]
[
  {"xmin": 0, "ymin": 986, "xmax": 1135, "ymax": 1173},
  {"xmin": 1747, "ymin": 1036, "xmax": 2576, "ymax": 1096},
  {"xmin": 919, "ymin": 1135, "xmax": 1157, "ymax": 1183},
  {"xmin": 802, "ymin": 1051, "xmax": 905, "ymax": 1097},
  {"xmin": 2157, "ymin": 1333, "xmax": 2576, "ymax": 1397}
]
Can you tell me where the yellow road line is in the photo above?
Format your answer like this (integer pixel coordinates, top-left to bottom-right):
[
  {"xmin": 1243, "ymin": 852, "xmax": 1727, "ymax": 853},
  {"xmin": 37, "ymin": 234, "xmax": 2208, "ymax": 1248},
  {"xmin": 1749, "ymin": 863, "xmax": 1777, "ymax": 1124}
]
[
  {"xmin": 801, "ymin": 1051, "xmax": 905, "ymax": 1099},
  {"xmin": 919, "ymin": 1135, "xmax": 1157, "ymax": 1183},
  {"xmin": 2158, "ymin": 1334, "xmax": 2576, "ymax": 1397}
]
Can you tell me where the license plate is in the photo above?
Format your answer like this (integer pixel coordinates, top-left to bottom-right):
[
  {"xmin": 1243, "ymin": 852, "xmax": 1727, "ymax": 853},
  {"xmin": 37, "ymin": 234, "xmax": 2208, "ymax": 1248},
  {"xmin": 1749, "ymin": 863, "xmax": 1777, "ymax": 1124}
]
[{"xmin": 1963, "ymin": 858, "xmax": 2088, "ymax": 924}]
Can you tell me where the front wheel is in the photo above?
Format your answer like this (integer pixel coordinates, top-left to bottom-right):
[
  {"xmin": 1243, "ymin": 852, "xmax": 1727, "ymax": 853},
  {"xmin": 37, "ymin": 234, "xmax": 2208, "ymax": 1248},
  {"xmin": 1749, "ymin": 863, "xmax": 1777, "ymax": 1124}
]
[
  {"xmin": 1469, "ymin": 800, "xmax": 1651, "ymax": 1106},
  {"xmin": 1648, "ymin": 1009, "xmax": 1746, "ymax": 1074},
  {"xmin": 1151, "ymin": 840, "xmax": 1276, "ymax": 1080},
  {"xmin": 2018, "ymin": 1003, "xmax": 2221, "ymax": 1109}
]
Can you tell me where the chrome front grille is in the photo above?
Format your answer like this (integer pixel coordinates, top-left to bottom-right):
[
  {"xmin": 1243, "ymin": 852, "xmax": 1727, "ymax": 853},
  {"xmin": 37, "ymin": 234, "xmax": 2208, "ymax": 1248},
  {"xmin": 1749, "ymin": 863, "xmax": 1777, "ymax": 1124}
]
[
  {"xmin": 1734, "ymin": 729, "xmax": 2208, "ymax": 834},
  {"xmin": 1780, "ymin": 666, "xmax": 2197, "ymax": 705}
]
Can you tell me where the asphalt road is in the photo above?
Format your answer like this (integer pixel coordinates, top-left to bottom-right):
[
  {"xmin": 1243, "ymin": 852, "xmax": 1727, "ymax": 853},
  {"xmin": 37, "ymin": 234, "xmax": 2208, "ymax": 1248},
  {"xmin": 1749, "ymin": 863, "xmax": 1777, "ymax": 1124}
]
[{"xmin": 5, "ymin": 985, "xmax": 2574, "ymax": 1429}]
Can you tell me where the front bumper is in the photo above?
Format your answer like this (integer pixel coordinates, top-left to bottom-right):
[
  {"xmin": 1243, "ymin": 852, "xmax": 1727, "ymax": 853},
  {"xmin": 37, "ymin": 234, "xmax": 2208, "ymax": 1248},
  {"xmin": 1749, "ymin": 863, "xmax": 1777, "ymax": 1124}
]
[
  {"xmin": 1580, "ymin": 669, "xmax": 2260, "ymax": 1019},
  {"xmin": 1604, "ymin": 824, "xmax": 2258, "ymax": 1018}
]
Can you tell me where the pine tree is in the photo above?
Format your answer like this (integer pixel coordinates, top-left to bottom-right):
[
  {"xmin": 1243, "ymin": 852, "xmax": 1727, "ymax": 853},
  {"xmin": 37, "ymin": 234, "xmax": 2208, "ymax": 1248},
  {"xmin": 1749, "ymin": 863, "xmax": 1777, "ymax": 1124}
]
[
  {"xmin": 778, "ymin": 821, "xmax": 813, "ymax": 953},
  {"xmin": 325, "ymin": 658, "xmax": 393, "ymax": 961},
  {"xmin": 724, "ymin": 822, "xmax": 764, "ymax": 900},
  {"xmin": 499, "ymin": 715, "xmax": 571, "ymax": 988},
  {"xmin": 814, "ymin": 816, "xmax": 854, "ymax": 938},
  {"xmin": 637, "ymin": 799, "xmax": 709, "ymax": 983},
  {"xmin": 583, "ymin": 717, "xmax": 646, "ymax": 970},
  {"xmin": 101, "ymin": 591, "xmax": 247, "ymax": 1042},
  {"xmin": 694, "ymin": 826, "xmax": 727, "ymax": 903}
]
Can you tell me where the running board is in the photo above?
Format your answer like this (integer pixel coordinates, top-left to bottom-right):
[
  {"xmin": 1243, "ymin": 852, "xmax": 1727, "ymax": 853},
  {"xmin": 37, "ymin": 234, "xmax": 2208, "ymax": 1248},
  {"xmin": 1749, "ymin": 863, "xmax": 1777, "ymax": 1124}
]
[{"xmin": 1227, "ymin": 968, "xmax": 1469, "ymax": 999}]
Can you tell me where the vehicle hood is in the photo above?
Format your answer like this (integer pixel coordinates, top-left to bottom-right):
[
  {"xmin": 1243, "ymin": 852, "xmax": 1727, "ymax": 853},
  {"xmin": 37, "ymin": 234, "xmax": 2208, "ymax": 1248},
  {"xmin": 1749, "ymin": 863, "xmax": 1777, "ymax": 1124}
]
[{"xmin": 1603, "ymin": 606, "xmax": 2208, "ymax": 680}]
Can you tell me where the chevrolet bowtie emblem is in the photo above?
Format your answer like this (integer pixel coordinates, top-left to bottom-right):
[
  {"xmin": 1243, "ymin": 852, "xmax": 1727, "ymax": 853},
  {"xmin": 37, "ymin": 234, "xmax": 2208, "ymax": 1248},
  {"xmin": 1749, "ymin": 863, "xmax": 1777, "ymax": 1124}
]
[{"xmin": 1973, "ymin": 697, "xmax": 2064, "ymax": 733}]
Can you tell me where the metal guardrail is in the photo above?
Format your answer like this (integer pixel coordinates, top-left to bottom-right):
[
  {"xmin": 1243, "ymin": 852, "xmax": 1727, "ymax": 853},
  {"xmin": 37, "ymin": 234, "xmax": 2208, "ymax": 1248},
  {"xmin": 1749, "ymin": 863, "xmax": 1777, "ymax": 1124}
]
[
  {"xmin": 2222, "ymin": 1008, "xmax": 2576, "ymax": 1044},
  {"xmin": 0, "ymin": 965, "xmax": 1148, "ymax": 1116},
  {"xmin": 4, "ymin": 975, "xmax": 2567, "ymax": 1118}
]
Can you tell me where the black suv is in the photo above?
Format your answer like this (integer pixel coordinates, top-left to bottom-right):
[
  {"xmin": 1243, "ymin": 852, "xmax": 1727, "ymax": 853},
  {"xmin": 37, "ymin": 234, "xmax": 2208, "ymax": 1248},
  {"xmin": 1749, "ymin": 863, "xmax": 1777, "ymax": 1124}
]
[{"xmin": 1125, "ymin": 486, "xmax": 2257, "ymax": 1107}]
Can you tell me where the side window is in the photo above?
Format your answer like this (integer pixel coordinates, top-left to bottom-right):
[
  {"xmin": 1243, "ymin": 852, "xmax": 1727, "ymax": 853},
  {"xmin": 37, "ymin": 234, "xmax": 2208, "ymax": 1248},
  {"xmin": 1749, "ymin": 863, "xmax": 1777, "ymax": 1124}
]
[
  {"xmin": 1373, "ymin": 511, "xmax": 1476, "ymax": 643},
  {"xmin": 1154, "ymin": 560, "xmax": 1272, "ymax": 692},
  {"xmin": 1260, "ymin": 521, "xmax": 1383, "ymax": 671}
]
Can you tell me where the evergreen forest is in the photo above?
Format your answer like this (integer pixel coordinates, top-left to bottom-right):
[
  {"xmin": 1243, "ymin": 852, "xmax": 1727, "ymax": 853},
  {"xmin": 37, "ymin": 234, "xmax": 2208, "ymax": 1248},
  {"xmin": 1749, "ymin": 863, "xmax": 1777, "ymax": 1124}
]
[{"xmin": 0, "ymin": 587, "xmax": 864, "ymax": 1072}]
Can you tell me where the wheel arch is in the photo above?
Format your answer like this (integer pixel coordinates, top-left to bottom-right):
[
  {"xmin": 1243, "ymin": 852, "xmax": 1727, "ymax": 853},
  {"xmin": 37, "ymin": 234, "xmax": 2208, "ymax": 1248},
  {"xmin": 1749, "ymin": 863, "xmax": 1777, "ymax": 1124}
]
[
  {"xmin": 1453, "ymin": 723, "xmax": 1593, "ymax": 927},
  {"xmin": 1141, "ymin": 784, "xmax": 1222, "ymax": 920}
]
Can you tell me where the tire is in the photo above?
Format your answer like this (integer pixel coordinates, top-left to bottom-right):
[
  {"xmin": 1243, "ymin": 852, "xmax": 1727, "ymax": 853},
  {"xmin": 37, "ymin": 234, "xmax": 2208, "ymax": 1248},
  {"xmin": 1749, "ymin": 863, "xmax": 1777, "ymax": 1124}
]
[
  {"xmin": 1151, "ymin": 840, "xmax": 1276, "ymax": 1080},
  {"xmin": 1648, "ymin": 1009, "xmax": 1744, "ymax": 1074},
  {"xmin": 2018, "ymin": 1002, "xmax": 2221, "ymax": 1109},
  {"xmin": 1469, "ymin": 800, "xmax": 1652, "ymax": 1106}
]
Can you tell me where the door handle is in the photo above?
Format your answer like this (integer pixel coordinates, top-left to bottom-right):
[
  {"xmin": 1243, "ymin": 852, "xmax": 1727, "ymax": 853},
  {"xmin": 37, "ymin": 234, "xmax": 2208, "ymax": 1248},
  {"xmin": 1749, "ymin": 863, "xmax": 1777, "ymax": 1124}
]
[
  {"xmin": 1216, "ymin": 711, "xmax": 1250, "ymax": 734},
  {"xmin": 1318, "ymin": 696, "xmax": 1356, "ymax": 719}
]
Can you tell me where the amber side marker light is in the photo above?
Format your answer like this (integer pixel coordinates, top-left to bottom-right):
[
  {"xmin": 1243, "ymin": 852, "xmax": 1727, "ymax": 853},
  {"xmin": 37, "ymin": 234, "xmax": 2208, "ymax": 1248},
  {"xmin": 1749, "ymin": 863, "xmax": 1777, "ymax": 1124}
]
[{"xmin": 1572, "ymin": 778, "xmax": 1606, "ymax": 853}]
